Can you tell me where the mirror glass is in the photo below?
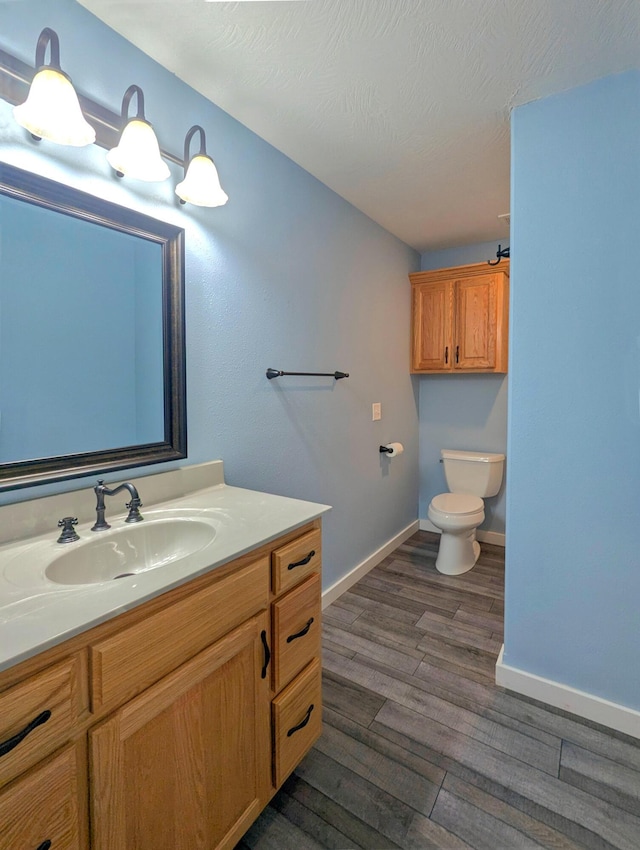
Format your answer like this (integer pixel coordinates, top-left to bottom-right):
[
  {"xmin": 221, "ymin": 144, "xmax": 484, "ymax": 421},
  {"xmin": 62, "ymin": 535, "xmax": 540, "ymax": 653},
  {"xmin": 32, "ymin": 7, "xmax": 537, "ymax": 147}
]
[{"xmin": 0, "ymin": 162, "xmax": 186, "ymax": 491}]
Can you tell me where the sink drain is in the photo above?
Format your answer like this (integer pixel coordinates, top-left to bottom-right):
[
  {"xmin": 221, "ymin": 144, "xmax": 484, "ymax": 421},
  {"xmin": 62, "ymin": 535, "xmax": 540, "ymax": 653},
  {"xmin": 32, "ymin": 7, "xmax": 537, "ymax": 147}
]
[{"xmin": 113, "ymin": 572, "xmax": 136, "ymax": 580}]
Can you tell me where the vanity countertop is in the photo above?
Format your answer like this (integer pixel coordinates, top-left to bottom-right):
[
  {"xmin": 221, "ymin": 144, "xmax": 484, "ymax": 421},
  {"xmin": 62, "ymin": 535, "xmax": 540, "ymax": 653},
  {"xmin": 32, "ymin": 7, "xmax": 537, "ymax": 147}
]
[{"xmin": 0, "ymin": 468, "xmax": 330, "ymax": 673}]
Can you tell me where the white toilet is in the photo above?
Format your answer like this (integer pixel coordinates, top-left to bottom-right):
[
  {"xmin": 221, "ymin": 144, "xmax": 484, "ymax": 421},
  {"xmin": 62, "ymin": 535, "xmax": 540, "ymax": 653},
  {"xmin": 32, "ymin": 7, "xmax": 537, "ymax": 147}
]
[{"xmin": 427, "ymin": 449, "xmax": 505, "ymax": 576}]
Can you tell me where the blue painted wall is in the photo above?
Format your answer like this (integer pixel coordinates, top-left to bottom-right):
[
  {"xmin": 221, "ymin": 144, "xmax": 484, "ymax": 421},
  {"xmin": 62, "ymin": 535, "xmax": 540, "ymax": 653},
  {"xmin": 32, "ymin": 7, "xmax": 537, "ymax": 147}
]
[
  {"xmin": 0, "ymin": 0, "xmax": 420, "ymax": 590},
  {"xmin": 506, "ymin": 70, "xmax": 640, "ymax": 709},
  {"xmin": 418, "ymin": 241, "xmax": 508, "ymax": 533}
]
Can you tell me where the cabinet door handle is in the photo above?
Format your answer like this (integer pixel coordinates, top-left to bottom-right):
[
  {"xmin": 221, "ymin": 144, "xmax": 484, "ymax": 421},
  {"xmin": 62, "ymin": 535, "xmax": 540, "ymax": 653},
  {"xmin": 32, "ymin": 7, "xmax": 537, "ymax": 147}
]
[
  {"xmin": 455, "ymin": 345, "xmax": 459, "ymax": 363},
  {"xmin": 288, "ymin": 550, "xmax": 315, "ymax": 570},
  {"xmin": 36, "ymin": 842, "xmax": 52, "ymax": 850},
  {"xmin": 286, "ymin": 617, "xmax": 315, "ymax": 644},
  {"xmin": 260, "ymin": 630, "xmax": 271, "ymax": 679},
  {"xmin": 0, "ymin": 710, "xmax": 51, "ymax": 758},
  {"xmin": 287, "ymin": 704, "xmax": 314, "ymax": 737},
  {"xmin": 444, "ymin": 346, "xmax": 448, "ymax": 364}
]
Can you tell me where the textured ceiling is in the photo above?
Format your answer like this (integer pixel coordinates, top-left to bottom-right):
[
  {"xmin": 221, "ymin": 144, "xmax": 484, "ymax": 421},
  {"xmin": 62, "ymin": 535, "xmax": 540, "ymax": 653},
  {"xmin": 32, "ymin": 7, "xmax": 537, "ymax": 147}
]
[{"xmin": 77, "ymin": 0, "xmax": 640, "ymax": 251}]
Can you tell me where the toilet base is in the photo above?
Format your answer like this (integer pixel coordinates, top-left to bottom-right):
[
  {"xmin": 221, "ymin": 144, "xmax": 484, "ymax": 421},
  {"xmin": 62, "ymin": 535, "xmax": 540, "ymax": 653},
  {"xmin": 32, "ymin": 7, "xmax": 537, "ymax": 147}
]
[{"xmin": 435, "ymin": 530, "xmax": 481, "ymax": 575}]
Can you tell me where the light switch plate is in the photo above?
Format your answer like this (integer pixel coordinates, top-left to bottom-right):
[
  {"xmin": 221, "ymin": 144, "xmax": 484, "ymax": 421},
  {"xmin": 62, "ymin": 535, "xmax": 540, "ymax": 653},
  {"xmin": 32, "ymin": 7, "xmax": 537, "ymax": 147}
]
[{"xmin": 372, "ymin": 403, "xmax": 382, "ymax": 421}]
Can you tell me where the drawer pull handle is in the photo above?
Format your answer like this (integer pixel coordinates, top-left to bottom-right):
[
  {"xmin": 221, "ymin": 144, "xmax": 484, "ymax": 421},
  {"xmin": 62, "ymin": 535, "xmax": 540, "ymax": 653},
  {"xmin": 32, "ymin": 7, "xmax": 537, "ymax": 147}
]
[
  {"xmin": 36, "ymin": 842, "xmax": 52, "ymax": 850},
  {"xmin": 286, "ymin": 617, "xmax": 315, "ymax": 643},
  {"xmin": 0, "ymin": 710, "xmax": 51, "ymax": 758},
  {"xmin": 260, "ymin": 630, "xmax": 271, "ymax": 679},
  {"xmin": 287, "ymin": 704, "xmax": 314, "ymax": 737},
  {"xmin": 288, "ymin": 550, "xmax": 315, "ymax": 570}
]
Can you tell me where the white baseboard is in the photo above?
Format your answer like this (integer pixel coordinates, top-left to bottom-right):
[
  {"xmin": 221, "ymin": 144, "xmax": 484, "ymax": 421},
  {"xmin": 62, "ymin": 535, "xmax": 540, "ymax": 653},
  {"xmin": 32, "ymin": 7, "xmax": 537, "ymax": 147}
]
[
  {"xmin": 419, "ymin": 518, "xmax": 505, "ymax": 547},
  {"xmin": 496, "ymin": 646, "xmax": 640, "ymax": 740},
  {"xmin": 322, "ymin": 520, "xmax": 420, "ymax": 609}
]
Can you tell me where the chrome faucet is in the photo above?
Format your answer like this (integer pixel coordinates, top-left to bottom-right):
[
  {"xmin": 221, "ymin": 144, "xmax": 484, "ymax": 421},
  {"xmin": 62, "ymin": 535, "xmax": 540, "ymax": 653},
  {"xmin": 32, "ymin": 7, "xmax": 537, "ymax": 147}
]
[{"xmin": 91, "ymin": 479, "xmax": 144, "ymax": 532}]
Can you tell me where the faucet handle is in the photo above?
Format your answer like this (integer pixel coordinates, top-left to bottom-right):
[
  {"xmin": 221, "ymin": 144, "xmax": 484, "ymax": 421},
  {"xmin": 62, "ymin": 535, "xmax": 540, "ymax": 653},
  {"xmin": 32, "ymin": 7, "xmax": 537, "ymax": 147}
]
[
  {"xmin": 125, "ymin": 498, "xmax": 144, "ymax": 523},
  {"xmin": 57, "ymin": 517, "xmax": 80, "ymax": 544}
]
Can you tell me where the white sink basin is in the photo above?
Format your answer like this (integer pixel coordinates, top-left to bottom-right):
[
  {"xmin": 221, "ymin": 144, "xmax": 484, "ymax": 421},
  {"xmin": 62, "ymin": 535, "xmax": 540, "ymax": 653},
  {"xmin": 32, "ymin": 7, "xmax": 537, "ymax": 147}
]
[{"xmin": 45, "ymin": 518, "xmax": 217, "ymax": 585}]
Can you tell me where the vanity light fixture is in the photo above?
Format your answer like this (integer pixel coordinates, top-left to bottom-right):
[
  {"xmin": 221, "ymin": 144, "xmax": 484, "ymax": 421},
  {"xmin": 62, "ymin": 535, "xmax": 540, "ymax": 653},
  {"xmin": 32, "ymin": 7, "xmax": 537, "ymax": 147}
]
[
  {"xmin": 175, "ymin": 125, "xmax": 228, "ymax": 207},
  {"xmin": 13, "ymin": 27, "xmax": 96, "ymax": 146},
  {"xmin": 3, "ymin": 37, "xmax": 230, "ymax": 208},
  {"xmin": 106, "ymin": 84, "xmax": 170, "ymax": 182}
]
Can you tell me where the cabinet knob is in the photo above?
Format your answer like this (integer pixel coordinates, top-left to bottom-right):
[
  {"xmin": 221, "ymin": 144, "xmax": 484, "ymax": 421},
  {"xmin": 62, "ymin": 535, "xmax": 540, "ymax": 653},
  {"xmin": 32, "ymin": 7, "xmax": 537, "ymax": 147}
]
[{"xmin": 36, "ymin": 842, "xmax": 52, "ymax": 850}]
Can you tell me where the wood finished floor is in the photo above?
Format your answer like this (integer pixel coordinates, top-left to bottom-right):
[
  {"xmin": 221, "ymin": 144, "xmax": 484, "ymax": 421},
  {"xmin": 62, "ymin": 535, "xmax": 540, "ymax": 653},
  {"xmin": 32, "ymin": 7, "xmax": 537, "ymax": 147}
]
[{"xmin": 237, "ymin": 531, "xmax": 640, "ymax": 849}]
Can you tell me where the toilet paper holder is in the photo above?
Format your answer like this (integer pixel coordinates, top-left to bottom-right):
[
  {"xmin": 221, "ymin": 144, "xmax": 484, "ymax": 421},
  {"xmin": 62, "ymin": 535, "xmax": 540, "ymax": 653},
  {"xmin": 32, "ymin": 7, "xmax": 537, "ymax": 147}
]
[{"xmin": 380, "ymin": 443, "xmax": 404, "ymax": 456}]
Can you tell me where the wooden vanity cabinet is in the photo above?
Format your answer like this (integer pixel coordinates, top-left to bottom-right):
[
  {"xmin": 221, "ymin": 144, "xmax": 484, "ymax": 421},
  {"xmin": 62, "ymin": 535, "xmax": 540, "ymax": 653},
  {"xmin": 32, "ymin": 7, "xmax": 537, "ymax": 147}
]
[
  {"xmin": 0, "ymin": 519, "xmax": 323, "ymax": 850},
  {"xmin": 410, "ymin": 261, "xmax": 509, "ymax": 374}
]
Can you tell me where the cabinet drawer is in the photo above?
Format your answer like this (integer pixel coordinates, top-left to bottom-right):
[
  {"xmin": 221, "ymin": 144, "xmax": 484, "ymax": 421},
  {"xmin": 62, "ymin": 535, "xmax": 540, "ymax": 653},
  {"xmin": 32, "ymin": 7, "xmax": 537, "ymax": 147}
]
[
  {"xmin": 272, "ymin": 658, "xmax": 322, "ymax": 788},
  {"xmin": 0, "ymin": 656, "xmax": 80, "ymax": 788},
  {"xmin": 272, "ymin": 573, "xmax": 321, "ymax": 693},
  {"xmin": 272, "ymin": 529, "xmax": 321, "ymax": 596},
  {"xmin": 0, "ymin": 744, "xmax": 81, "ymax": 849},
  {"xmin": 91, "ymin": 556, "xmax": 269, "ymax": 710}
]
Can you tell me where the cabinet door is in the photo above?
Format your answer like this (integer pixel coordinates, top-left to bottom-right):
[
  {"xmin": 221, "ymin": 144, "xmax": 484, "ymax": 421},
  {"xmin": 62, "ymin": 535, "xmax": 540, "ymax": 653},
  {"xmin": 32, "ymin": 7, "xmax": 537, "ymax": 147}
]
[
  {"xmin": 90, "ymin": 612, "xmax": 270, "ymax": 850},
  {"xmin": 0, "ymin": 745, "xmax": 81, "ymax": 850},
  {"xmin": 271, "ymin": 528, "xmax": 321, "ymax": 596},
  {"xmin": 0, "ymin": 655, "xmax": 80, "ymax": 789},
  {"xmin": 454, "ymin": 274, "xmax": 497, "ymax": 370},
  {"xmin": 273, "ymin": 573, "xmax": 321, "ymax": 692},
  {"xmin": 272, "ymin": 658, "xmax": 322, "ymax": 788},
  {"xmin": 411, "ymin": 281, "xmax": 453, "ymax": 371}
]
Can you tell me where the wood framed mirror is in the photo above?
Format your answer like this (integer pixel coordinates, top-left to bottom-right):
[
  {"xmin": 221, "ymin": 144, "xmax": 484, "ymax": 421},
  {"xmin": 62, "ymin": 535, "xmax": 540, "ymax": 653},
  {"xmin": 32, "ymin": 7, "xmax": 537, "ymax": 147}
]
[{"xmin": 0, "ymin": 161, "xmax": 186, "ymax": 491}]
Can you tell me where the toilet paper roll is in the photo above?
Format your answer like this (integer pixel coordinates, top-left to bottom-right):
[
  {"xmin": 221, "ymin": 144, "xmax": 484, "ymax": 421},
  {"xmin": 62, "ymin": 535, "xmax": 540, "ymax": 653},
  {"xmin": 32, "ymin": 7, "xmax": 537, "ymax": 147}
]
[{"xmin": 384, "ymin": 442, "xmax": 404, "ymax": 458}]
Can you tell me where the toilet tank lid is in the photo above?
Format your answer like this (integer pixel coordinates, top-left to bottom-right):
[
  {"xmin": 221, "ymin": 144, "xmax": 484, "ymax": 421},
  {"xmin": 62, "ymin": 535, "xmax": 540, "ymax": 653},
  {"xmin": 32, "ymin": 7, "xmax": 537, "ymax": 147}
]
[{"xmin": 441, "ymin": 449, "xmax": 505, "ymax": 463}]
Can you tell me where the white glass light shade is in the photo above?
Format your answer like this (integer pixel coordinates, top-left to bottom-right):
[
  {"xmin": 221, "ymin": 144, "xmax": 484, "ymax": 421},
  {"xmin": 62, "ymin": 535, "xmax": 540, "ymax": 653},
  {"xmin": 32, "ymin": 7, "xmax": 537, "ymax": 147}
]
[
  {"xmin": 175, "ymin": 154, "xmax": 228, "ymax": 207},
  {"xmin": 13, "ymin": 68, "xmax": 95, "ymax": 146},
  {"xmin": 106, "ymin": 118, "xmax": 170, "ymax": 182}
]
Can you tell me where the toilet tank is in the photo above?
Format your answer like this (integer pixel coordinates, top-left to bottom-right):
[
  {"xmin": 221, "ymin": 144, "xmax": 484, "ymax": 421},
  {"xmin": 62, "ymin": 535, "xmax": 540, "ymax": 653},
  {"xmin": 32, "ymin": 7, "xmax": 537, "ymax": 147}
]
[{"xmin": 441, "ymin": 449, "xmax": 505, "ymax": 497}]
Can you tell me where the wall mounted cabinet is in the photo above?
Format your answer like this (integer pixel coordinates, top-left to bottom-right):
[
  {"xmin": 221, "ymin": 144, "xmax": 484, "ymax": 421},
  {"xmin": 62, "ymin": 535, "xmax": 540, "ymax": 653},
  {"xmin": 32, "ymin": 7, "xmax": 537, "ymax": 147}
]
[
  {"xmin": 0, "ymin": 520, "xmax": 322, "ymax": 850},
  {"xmin": 410, "ymin": 261, "xmax": 509, "ymax": 374}
]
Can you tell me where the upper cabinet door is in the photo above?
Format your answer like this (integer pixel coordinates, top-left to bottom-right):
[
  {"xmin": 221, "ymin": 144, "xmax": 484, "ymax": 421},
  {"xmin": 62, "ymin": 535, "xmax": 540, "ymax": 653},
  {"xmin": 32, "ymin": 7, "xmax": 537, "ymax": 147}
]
[
  {"xmin": 409, "ymin": 262, "xmax": 509, "ymax": 374},
  {"xmin": 411, "ymin": 281, "xmax": 453, "ymax": 372},
  {"xmin": 454, "ymin": 274, "xmax": 497, "ymax": 370}
]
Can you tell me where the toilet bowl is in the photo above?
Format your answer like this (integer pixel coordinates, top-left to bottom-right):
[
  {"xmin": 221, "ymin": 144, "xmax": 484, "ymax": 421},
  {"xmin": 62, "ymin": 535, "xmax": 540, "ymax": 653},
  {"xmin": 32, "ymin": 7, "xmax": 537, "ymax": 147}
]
[
  {"xmin": 428, "ymin": 449, "xmax": 504, "ymax": 576},
  {"xmin": 428, "ymin": 493, "xmax": 485, "ymax": 575}
]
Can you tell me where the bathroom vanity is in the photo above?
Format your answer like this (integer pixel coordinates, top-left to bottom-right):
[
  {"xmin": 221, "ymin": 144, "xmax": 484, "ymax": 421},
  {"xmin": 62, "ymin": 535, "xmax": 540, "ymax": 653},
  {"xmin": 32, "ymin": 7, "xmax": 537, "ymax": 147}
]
[{"xmin": 0, "ymin": 462, "xmax": 328, "ymax": 849}]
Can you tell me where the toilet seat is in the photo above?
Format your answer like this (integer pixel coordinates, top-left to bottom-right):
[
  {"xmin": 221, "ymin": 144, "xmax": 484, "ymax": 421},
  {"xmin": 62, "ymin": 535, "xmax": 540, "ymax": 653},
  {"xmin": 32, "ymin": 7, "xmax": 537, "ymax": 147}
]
[{"xmin": 430, "ymin": 493, "xmax": 483, "ymax": 516}]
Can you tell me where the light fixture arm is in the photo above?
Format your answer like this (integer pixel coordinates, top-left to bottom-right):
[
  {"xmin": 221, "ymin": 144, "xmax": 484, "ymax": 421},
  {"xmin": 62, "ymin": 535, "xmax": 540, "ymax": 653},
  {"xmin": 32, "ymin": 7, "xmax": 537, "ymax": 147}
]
[
  {"xmin": 120, "ymin": 84, "xmax": 146, "ymax": 122},
  {"xmin": 183, "ymin": 124, "xmax": 208, "ymax": 169},
  {"xmin": 35, "ymin": 27, "xmax": 61, "ymax": 70}
]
